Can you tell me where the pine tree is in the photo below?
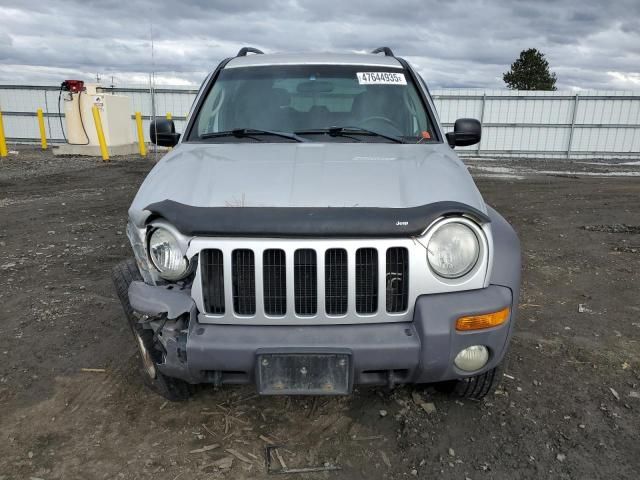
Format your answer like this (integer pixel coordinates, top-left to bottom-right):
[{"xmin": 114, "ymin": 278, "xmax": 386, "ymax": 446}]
[{"xmin": 503, "ymin": 49, "xmax": 557, "ymax": 90}]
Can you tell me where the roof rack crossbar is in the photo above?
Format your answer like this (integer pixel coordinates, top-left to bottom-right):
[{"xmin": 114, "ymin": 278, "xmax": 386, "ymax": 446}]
[
  {"xmin": 371, "ymin": 46, "xmax": 395, "ymax": 57},
  {"xmin": 237, "ymin": 47, "xmax": 264, "ymax": 57}
]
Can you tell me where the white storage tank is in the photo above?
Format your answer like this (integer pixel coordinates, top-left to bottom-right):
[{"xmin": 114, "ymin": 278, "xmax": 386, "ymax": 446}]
[{"xmin": 60, "ymin": 81, "xmax": 135, "ymax": 152}]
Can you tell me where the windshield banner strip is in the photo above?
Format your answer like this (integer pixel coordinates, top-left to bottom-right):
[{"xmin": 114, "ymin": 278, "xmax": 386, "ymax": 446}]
[{"xmin": 357, "ymin": 72, "xmax": 406, "ymax": 85}]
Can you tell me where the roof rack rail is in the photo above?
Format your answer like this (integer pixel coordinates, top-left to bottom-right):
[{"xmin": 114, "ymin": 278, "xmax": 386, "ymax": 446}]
[
  {"xmin": 371, "ymin": 46, "xmax": 394, "ymax": 57},
  {"xmin": 236, "ymin": 47, "xmax": 264, "ymax": 57}
]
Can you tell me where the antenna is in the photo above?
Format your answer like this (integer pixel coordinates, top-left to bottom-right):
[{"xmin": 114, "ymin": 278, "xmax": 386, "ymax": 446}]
[{"xmin": 149, "ymin": 17, "xmax": 157, "ymax": 160}]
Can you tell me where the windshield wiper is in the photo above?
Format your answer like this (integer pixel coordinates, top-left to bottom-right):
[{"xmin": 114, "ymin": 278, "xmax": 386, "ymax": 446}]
[
  {"xmin": 295, "ymin": 126, "xmax": 404, "ymax": 144},
  {"xmin": 200, "ymin": 128, "xmax": 308, "ymax": 143}
]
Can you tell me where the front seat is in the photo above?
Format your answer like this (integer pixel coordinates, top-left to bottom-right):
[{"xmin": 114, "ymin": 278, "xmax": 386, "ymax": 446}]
[{"xmin": 232, "ymin": 85, "xmax": 293, "ymax": 132}]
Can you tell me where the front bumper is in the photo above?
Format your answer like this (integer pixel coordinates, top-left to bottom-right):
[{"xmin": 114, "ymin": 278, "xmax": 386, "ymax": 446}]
[{"xmin": 129, "ymin": 281, "xmax": 515, "ymax": 389}]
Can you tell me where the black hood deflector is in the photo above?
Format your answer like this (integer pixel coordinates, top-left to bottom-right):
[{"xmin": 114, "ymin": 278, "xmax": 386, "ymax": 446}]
[{"xmin": 145, "ymin": 200, "xmax": 489, "ymax": 238}]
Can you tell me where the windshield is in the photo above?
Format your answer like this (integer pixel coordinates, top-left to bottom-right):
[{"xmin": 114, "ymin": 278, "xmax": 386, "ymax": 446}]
[{"xmin": 187, "ymin": 65, "xmax": 437, "ymax": 143}]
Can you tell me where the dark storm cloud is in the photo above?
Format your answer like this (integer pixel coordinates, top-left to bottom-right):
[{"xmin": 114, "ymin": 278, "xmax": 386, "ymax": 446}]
[{"xmin": 0, "ymin": 0, "xmax": 639, "ymax": 89}]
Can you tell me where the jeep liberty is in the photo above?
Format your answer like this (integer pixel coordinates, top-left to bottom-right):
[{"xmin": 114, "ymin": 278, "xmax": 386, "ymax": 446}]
[{"xmin": 112, "ymin": 47, "xmax": 521, "ymax": 401}]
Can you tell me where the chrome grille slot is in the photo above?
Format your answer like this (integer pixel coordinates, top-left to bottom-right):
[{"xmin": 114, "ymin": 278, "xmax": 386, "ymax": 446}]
[
  {"xmin": 325, "ymin": 248, "xmax": 348, "ymax": 315},
  {"xmin": 355, "ymin": 248, "xmax": 378, "ymax": 314},
  {"xmin": 263, "ymin": 249, "xmax": 286, "ymax": 316},
  {"xmin": 232, "ymin": 249, "xmax": 256, "ymax": 315},
  {"xmin": 294, "ymin": 249, "xmax": 317, "ymax": 315},
  {"xmin": 201, "ymin": 249, "xmax": 225, "ymax": 314},
  {"xmin": 386, "ymin": 247, "xmax": 409, "ymax": 313}
]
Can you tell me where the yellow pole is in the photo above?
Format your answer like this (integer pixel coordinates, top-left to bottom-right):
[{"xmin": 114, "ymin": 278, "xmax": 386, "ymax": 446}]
[
  {"xmin": 135, "ymin": 112, "xmax": 146, "ymax": 157},
  {"xmin": 37, "ymin": 108, "xmax": 48, "ymax": 150},
  {"xmin": 91, "ymin": 106, "xmax": 109, "ymax": 161},
  {"xmin": 0, "ymin": 111, "xmax": 7, "ymax": 157},
  {"xmin": 165, "ymin": 113, "xmax": 174, "ymax": 150}
]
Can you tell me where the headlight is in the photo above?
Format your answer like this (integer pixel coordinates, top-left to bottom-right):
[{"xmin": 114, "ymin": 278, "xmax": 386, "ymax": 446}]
[
  {"xmin": 427, "ymin": 221, "xmax": 480, "ymax": 278},
  {"xmin": 148, "ymin": 227, "xmax": 189, "ymax": 280}
]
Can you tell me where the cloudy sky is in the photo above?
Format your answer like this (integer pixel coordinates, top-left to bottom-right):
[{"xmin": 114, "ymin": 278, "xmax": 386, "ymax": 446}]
[{"xmin": 1, "ymin": 0, "xmax": 639, "ymax": 90}]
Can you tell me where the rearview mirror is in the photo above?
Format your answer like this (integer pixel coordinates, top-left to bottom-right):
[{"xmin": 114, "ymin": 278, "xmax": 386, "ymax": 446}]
[
  {"xmin": 150, "ymin": 117, "xmax": 180, "ymax": 147},
  {"xmin": 296, "ymin": 80, "xmax": 334, "ymax": 94},
  {"xmin": 446, "ymin": 118, "xmax": 481, "ymax": 148}
]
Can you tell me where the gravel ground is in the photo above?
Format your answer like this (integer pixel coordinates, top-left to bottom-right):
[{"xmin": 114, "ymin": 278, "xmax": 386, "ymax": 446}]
[{"xmin": 0, "ymin": 145, "xmax": 639, "ymax": 479}]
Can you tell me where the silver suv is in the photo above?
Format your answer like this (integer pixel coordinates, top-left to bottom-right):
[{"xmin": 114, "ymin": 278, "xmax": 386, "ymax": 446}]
[{"xmin": 112, "ymin": 47, "xmax": 520, "ymax": 401}]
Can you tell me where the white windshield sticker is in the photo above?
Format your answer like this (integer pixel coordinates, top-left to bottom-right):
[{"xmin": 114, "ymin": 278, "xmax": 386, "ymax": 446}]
[{"xmin": 357, "ymin": 72, "xmax": 407, "ymax": 85}]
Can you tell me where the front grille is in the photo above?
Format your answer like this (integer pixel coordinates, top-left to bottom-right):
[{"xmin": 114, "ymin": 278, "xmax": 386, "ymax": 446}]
[
  {"xmin": 263, "ymin": 249, "xmax": 286, "ymax": 316},
  {"xmin": 294, "ymin": 249, "xmax": 317, "ymax": 315},
  {"xmin": 201, "ymin": 249, "xmax": 225, "ymax": 314},
  {"xmin": 200, "ymin": 246, "xmax": 410, "ymax": 318},
  {"xmin": 325, "ymin": 249, "xmax": 348, "ymax": 315},
  {"xmin": 232, "ymin": 249, "xmax": 256, "ymax": 315},
  {"xmin": 355, "ymin": 248, "xmax": 378, "ymax": 314},
  {"xmin": 386, "ymin": 247, "xmax": 409, "ymax": 312}
]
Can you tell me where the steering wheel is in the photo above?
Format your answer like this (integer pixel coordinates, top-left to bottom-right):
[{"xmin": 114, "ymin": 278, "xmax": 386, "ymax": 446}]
[{"xmin": 358, "ymin": 116, "xmax": 403, "ymax": 136}]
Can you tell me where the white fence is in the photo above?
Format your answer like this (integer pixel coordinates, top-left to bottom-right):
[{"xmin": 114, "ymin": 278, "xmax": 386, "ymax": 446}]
[
  {"xmin": 0, "ymin": 84, "xmax": 196, "ymax": 145},
  {"xmin": 1, "ymin": 84, "xmax": 639, "ymax": 159},
  {"xmin": 434, "ymin": 89, "xmax": 640, "ymax": 159}
]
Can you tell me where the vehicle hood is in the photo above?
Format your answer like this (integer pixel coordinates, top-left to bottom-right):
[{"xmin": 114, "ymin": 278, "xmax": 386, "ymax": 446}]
[{"xmin": 129, "ymin": 142, "xmax": 486, "ymax": 227}]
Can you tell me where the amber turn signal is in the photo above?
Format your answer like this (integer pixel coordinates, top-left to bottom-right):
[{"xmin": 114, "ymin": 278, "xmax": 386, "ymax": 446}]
[{"xmin": 456, "ymin": 307, "xmax": 510, "ymax": 331}]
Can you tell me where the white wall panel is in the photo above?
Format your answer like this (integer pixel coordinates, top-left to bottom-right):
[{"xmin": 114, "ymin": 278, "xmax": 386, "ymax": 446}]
[
  {"xmin": 432, "ymin": 89, "xmax": 640, "ymax": 158},
  {"xmin": 1, "ymin": 84, "xmax": 639, "ymax": 158}
]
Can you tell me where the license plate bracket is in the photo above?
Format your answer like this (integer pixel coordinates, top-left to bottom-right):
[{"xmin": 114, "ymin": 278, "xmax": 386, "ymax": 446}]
[{"xmin": 257, "ymin": 352, "xmax": 351, "ymax": 395}]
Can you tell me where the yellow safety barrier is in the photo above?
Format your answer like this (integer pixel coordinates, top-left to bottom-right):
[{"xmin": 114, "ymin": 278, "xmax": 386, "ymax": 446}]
[
  {"xmin": 165, "ymin": 113, "xmax": 174, "ymax": 150},
  {"xmin": 135, "ymin": 111, "xmax": 146, "ymax": 157},
  {"xmin": 91, "ymin": 106, "xmax": 109, "ymax": 161},
  {"xmin": 0, "ymin": 111, "xmax": 8, "ymax": 157},
  {"xmin": 37, "ymin": 108, "xmax": 47, "ymax": 150}
]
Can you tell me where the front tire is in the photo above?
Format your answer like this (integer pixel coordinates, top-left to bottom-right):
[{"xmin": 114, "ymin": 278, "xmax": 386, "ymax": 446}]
[
  {"xmin": 434, "ymin": 364, "xmax": 503, "ymax": 401},
  {"xmin": 112, "ymin": 258, "xmax": 192, "ymax": 402}
]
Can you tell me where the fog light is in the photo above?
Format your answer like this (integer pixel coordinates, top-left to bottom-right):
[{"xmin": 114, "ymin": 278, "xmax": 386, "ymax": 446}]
[{"xmin": 454, "ymin": 345, "xmax": 489, "ymax": 372}]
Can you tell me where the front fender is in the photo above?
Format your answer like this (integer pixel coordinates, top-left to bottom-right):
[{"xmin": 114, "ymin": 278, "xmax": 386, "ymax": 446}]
[
  {"xmin": 487, "ymin": 206, "xmax": 521, "ymax": 295},
  {"xmin": 487, "ymin": 205, "xmax": 521, "ymax": 362}
]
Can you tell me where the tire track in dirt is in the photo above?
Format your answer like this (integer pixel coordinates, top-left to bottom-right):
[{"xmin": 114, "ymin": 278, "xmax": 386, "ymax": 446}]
[{"xmin": 64, "ymin": 351, "xmax": 139, "ymax": 415}]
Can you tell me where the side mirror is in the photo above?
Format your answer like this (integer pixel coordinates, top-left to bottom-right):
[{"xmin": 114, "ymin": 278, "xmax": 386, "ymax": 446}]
[
  {"xmin": 445, "ymin": 118, "xmax": 481, "ymax": 148},
  {"xmin": 150, "ymin": 117, "xmax": 180, "ymax": 147}
]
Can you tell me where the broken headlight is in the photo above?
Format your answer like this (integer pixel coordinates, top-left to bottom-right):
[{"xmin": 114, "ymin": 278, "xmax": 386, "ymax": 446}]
[
  {"xmin": 148, "ymin": 226, "xmax": 189, "ymax": 280},
  {"xmin": 126, "ymin": 220, "xmax": 155, "ymax": 284}
]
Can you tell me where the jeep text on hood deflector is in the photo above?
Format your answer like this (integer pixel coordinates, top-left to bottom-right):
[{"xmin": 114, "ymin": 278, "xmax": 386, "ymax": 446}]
[
  {"xmin": 146, "ymin": 199, "xmax": 489, "ymax": 237},
  {"xmin": 129, "ymin": 143, "xmax": 488, "ymax": 233}
]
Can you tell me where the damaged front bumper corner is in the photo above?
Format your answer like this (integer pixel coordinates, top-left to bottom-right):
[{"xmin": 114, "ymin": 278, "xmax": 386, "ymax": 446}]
[{"xmin": 128, "ymin": 282, "xmax": 196, "ymax": 382}]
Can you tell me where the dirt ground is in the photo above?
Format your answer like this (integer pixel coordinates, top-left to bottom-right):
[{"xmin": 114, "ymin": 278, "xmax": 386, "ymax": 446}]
[{"xmin": 1, "ymin": 145, "xmax": 639, "ymax": 479}]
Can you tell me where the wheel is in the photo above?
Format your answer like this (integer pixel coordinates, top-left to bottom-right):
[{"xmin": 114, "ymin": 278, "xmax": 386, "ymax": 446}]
[
  {"xmin": 111, "ymin": 258, "xmax": 192, "ymax": 402},
  {"xmin": 434, "ymin": 364, "xmax": 503, "ymax": 401}
]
